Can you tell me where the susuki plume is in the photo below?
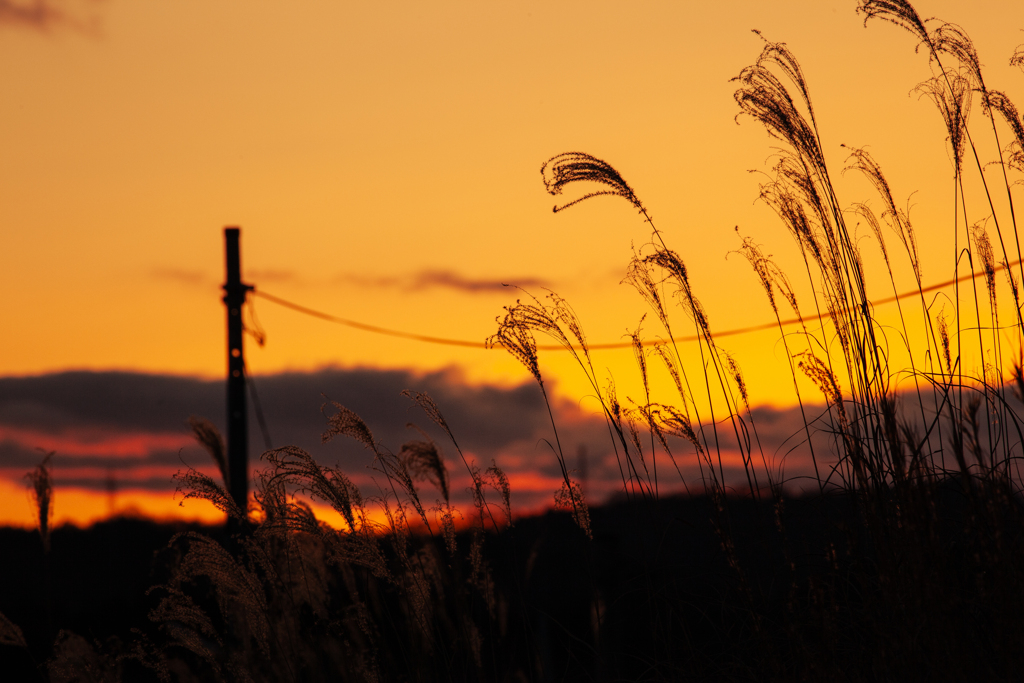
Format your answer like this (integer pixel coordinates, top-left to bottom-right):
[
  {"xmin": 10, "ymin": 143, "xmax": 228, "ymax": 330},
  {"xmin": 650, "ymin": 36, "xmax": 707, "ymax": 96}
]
[
  {"xmin": 985, "ymin": 91, "xmax": 1024, "ymax": 173},
  {"xmin": 757, "ymin": 171, "xmax": 826, "ymax": 267},
  {"xmin": 643, "ymin": 249, "xmax": 710, "ymax": 333},
  {"xmin": 150, "ymin": 532, "xmax": 271, "ymax": 665},
  {"xmin": 630, "ymin": 316, "xmax": 650, "ymax": 396},
  {"xmin": 259, "ymin": 446, "xmax": 365, "ymax": 533},
  {"xmin": 725, "ymin": 352, "xmax": 750, "ymax": 410},
  {"xmin": 541, "ymin": 152, "xmax": 644, "ymax": 214},
  {"xmin": 844, "ymin": 146, "xmax": 921, "ymax": 281},
  {"xmin": 0, "ymin": 610, "xmax": 26, "ymax": 649},
  {"xmin": 652, "ymin": 342, "xmax": 687, "ymax": 407},
  {"xmin": 188, "ymin": 416, "xmax": 229, "ymax": 487},
  {"xmin": 732, "ymin": 229, "xmax": 800, "ymax": 316},
  {"xmin": 856, "ymin": 0, "xmax": 933, "ymax": 50},
  {"xmin": 938, "ymin": 309, "xmax": 953, "ymax": 375},
  {"xmin": 1012, "ymin": 42, "xmax": 1024, "ymax": 73},
  {"xmin": 401, "ymin": 391, "xmax": 455, "ymax": 444},
  {"xmin": 915, "ymin": 69, "xmax": 972, "ymax": 172},
  {"xmin": 970, "ymin": 222, "xmax": 998, "ymax": 307},
  {"xmin": 851, "ymin": 203, "xmax": 890, "ymax": 266},
  {"xmin": 487, "ymin": 303, "xmax": 541, "ymax": 383},
  {"xmin": 25, "ymin": 451, "xmax": 53, "ymax": 553},
  {"xmin": 733, "ymin": 35, "xmax": 826, "ymax": 177},
  {"xmin": 485, "ymin": 460, "xmax": 512, "ymax": 525},
  {"xmin": 796, "ymin": 352, "xmax": 846, "ymax": 425},
  {"xmin": 174, "ymin": 464, "xmax": 245, "ymax": 522},
  {"xmin": 399, "ymin": 429, "xmax": 450, "ymax": 504},
  {"xmin": 624, "ymin": 251, "xmax": 673, "ymax": 334},
  {"xmin": 934, "ymin": 23, "xmax": 985, "ymax": 89},
  {"xmin": 554, "ymin": 479, "xmax": 592, "ymax": 540},
  {"xmin": 323, "ymin": 402, "xmax": 377, "ymax": 451},
  {"xmin": 489, "ymin": 291, "xmax": 596, "ymax": 377},
  {"xmin": 651, "ymin": 403, "xmax": 704, "ymax": 457}
]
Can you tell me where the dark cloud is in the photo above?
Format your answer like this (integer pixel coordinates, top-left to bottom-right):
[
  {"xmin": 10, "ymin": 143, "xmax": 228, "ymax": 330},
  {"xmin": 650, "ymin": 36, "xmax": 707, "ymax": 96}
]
[
  {"xmin": 0, "ymin": 0, "xmax": 62, "ymax": 28},
  {"xmin": 151, "ymin": 267, "xmax": 546, "ymax": 296},
  {"xmin": 0, "ymin": 371, "xmax": 224, "ymax": 434},
  {"xmin": 336, "ymin": 269, "xmax": 551, "ymax": 294},
  {"xmin": 0, "ymin": 368, "xmax": 604, "ymax": 509},
  {"xmin": 0, "ymin": 0, "xmax": 100, "ymax": 32},
  {"xmin": 0, "ymin": 369, "xmax": 847, "ymax": 511}
]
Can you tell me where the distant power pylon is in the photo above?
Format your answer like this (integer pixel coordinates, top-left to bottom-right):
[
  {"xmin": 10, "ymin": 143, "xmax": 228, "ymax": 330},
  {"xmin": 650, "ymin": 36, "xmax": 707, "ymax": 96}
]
[{"xmin": 223, "ymin": 227, "xmax": 252, "ymax": 521}]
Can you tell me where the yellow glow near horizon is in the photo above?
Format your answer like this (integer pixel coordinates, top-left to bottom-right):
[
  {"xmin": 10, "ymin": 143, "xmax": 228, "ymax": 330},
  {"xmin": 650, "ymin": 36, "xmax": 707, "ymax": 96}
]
[{"xmin": 2, "ymin": 0, "xmax": 1024, "ymax": 415}]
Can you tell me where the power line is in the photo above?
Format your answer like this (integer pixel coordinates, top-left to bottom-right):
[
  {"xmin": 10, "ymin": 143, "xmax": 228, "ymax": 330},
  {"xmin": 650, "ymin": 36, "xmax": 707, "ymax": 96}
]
[
  {"xmin": 252, "ymin": 256, "xmax": 1024, "ymax": 351},
  {"xmin": 253, "ymin": 290, "xmax": 492, "ymax": 348},
  {"xmin": 243, "ymin": 361, "xmax": 273, "ymax": 451}
]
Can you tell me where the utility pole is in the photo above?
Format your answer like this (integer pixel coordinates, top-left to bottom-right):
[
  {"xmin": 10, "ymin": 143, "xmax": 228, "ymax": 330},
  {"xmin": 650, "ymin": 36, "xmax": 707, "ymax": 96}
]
[{"xmin": 223, "ymin": 227, "xmax": 252, "ymax": 521}]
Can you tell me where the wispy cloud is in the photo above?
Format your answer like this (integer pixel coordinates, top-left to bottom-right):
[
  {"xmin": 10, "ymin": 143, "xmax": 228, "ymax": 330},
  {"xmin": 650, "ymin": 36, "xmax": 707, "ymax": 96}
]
[
  {"xmin": 336, "ymin": 269, "xmax": 551, "ymax": 294},
  {"xmin": 151, "ymin": 266, "xmax": 548, "ymax": 295},
  {"xmin": 151, "ymin": 267, "xmax": 300, "ymax": 288},
  {"xmin": 247, "ymin": 268, "xmax": 298, "ymax": 284},
  {"xmin": 151, "ymin": 267, "xmax": 212, "ymax": 287},
  {"xmin": 0, "ymin": 0, "xmax": 100, "ymax": 32}
]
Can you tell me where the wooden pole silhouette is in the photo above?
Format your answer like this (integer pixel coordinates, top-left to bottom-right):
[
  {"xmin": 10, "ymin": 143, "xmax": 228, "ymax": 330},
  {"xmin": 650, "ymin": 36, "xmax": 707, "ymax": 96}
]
[{"xmin": 223, "ymin": 227, "xmax": 252, "ymax": 520}]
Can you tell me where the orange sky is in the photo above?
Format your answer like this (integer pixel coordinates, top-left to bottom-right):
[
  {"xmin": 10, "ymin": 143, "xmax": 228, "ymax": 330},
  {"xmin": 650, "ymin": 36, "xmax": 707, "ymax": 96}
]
[
  {"xmin": 3, "ymin": 1, "xmax": 1024, "ymax": 526},
  {"xmin": 3, "ymin": 0, "xmax": 1023, "ymax": 398}
]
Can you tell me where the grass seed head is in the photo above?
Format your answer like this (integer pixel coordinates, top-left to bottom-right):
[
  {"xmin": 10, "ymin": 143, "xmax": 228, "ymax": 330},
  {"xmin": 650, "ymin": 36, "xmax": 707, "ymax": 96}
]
[
  {"xmin": 188, "ymin": 416, "xmax": 228, "ymax": 488},
  {"xmin": 322, "ymin": 401, "xmax": 376, "ymax": 450},
  {"xmin": 934, "ymin": 22, "xmax": 985, "ymax": 90},
  {"xmin": 915, "ymin": 69, "xmax": 972, "ymax": 172},
  {"xmin": 488, "ymin": 302, "xmax": 542, "ymax": 383},
  {"xmin": 624, "ymin": 251, "xmax": 673, "ymax": 332},
  {"xmin": 725, "ymin": 352, "xmax": 750, "ymax": 409},
  {"xmin": 554, "ymin": 479, "xmax": 592, "ymax": 540},
  {"xmin": 938, "ymin": 310, "xmax": 953, "ymax": 375},
  {"xmin": 630, "ymin": 315, "xmax": 650, "ymax": 394},
  {"xmin": 541, "ymin": 151, "xmax": 644, "ymax": 214},
  {"xmin": 0, "ymin": 610, "xmax": 26, "ymax": 649},
  {"xmin": 1003, "ymin": 257, "xmax": 1021, "ymax": 308},
  {"xmin": 796, "ymin": 351, "xmax": 847, "ymax": 427},
  {"xmin": 485, "ymin": 459, "xmax": 512, "ymax": 525},
  {"xmin": 653, "ymin": 403, "xmax": 703, "ymax": 455},
  {"xmin": 652, "ymin": 342, "xmax": 687, "ymax": 406},
  {"xmin": 1012, "ymin": 350, "xmax": 1024, "ymax": 402},
  {"xmin": 401, "ymin": 390, "xmax": 453, "ymax": 439},
  {"xmin": 434, "ymin": 502, "xmax": 459, "ymax": 555},
  {"xmin": 399, "ymin": 432, "xmax": 450, "ymax": 504},
  {"xmin": 733, "ymin": 42, "xmax": 826, "ymax": 177},
  {"xmin": 25, "ymin": 451, "xmax": 54, "ymax": 553},
  {"xmin": 856, "ymin": 0, "xmax": 933, "ymax": 51},
  {"xmin": 843, "ymin": 145, "xmax": 921, "ymax": 279},
  {"xmin": 259, "ymin": 446, "xmax": 364, "ymax": 532},
  {"xmin": 970, "ymin": 221, "xmax": 997, "ymax": 306},
  {"xmin": 174, "ymin": 464, "xmax": 245, "ymax": 521},
  {"xmin": 985, "ymin": 90, "xmax": 1024, "ymax": 172},
  {"xmin": 1012, "ymin": 42, "xmax": 1024, "ymax": 71}
]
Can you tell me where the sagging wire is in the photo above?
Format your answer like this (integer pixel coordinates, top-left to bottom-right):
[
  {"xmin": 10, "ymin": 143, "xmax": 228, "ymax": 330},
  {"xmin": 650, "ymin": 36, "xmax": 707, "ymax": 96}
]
[
  {"xmin": 251, "ymin": 254, "xmax": 1024, "ymax": 351},
  {"xmin": 242, "ymin": 297, "xmax": 273, "ymax": 451}
]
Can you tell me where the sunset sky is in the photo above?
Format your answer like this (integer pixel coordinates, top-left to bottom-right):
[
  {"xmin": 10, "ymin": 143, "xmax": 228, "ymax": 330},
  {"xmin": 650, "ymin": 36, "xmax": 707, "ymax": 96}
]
[{"xmin": 3, "ymin": 0, "xmax": 1024, "ymax": 527}]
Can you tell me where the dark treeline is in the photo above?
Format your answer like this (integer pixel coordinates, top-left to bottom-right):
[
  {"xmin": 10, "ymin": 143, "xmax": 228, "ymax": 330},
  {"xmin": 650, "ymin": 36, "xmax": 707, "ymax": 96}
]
[{"xmin": 1, "ymin": 483, "xmax": 1023, "ymax": 681}]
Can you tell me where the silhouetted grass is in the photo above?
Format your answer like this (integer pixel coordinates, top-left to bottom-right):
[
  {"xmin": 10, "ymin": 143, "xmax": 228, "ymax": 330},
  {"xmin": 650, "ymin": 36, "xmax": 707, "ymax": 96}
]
[{"xmin": 5, "ymin": 1, "xmax": 1024, "ymax": 680}]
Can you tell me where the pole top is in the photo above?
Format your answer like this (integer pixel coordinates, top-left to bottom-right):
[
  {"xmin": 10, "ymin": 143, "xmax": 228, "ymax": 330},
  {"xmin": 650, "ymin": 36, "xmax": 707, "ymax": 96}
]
[{"xmin": 223, "ymin": 227, "xmax": 251, "ymax": 304}]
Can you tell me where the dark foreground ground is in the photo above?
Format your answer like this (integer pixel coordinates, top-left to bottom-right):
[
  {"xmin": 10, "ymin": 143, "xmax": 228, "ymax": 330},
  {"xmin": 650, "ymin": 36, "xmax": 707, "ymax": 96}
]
[{"xmin": 1, "ymin": 486, "xmax": 1022, "ymax": 682}]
